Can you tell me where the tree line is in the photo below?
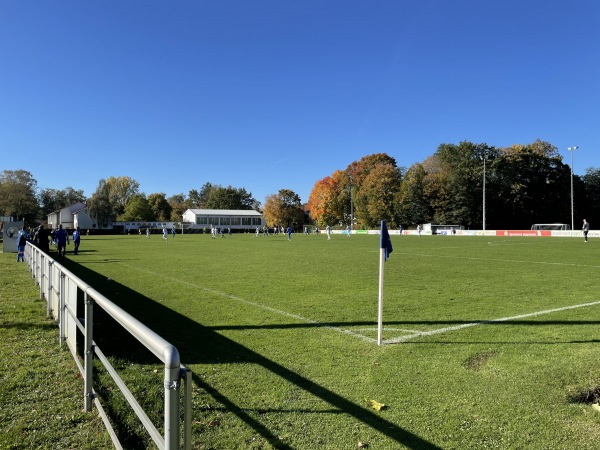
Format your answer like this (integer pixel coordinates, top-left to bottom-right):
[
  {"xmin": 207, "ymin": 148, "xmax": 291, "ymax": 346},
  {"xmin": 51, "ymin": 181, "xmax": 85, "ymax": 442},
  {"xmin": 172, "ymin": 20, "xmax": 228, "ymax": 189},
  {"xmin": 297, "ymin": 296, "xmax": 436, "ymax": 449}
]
[
  {"xmin": 3, "ymin": 139, "xmax": 599, "ymax": 231},
  {"xmin": 0, "ymin": 174, "xmax": 265, "ymax": 227},
  {"xmin": 307, "ymin": 139, "xmax": 600, "ymax": 230}
]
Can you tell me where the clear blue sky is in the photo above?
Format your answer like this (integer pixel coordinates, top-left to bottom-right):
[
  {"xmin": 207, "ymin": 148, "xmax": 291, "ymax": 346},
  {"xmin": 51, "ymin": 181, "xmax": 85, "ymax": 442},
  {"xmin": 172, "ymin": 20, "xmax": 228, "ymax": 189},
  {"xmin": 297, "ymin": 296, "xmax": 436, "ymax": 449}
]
[{"xmin": 1, "ymin": 1, "xmax": 598, "ymax": 205}]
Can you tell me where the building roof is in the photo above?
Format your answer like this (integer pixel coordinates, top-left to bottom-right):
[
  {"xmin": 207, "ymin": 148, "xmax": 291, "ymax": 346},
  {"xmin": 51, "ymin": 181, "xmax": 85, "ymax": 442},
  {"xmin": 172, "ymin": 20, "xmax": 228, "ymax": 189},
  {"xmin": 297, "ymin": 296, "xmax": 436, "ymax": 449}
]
[{"xmin": 186, "ymin": 209, "xmax": 262, "ymax": 216}]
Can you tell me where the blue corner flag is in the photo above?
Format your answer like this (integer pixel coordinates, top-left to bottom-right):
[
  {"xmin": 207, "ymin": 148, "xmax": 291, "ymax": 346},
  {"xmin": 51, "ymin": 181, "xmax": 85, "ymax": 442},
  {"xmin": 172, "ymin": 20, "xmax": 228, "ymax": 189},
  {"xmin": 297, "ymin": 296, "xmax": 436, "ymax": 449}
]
[{"xmin": 380, "ymin": 220, "xmax": 393, "ymax": 261}]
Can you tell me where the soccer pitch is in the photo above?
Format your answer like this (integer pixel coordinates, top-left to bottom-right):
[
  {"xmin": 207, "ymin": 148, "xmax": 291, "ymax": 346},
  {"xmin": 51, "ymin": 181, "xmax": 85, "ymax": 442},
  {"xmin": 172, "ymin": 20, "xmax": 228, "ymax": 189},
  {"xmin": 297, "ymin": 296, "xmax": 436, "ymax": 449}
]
[{"xmin": 62, "ymin": 233, "xmax": 600, "ymax": 449}]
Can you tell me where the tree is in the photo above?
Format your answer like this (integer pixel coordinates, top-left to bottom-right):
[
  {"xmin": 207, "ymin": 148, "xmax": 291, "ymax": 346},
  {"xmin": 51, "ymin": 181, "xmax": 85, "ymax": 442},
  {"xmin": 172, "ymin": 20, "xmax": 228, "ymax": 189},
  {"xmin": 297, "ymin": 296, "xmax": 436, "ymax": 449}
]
[
  {"xmin": 494, "ymin": 140, "xmax": 570, "ymax": 228},
  {"xmin": 581, "ymin": 167, "xmax": 600, "ymax": 227},
  {"xmin": 428, "ymin": 141, "xmax": 496, "ymax": 228},
  {"xmin": 354, "ymin": 163, "xmax": 403, "ymax": 228},
  {"xmin": 88, "ymin": 176, "xmax": 140, "ymax": 226},
  {"xmin": 307, "ymin": 176, "xmax": 336, "ymax": 226},
  {"xmin": 188, "ymin": 183, "xmax": 259, "ymax": 211},
  {"xmin": 168, "ymin": 194, "xmax": 189, "ymax": 222},
  {"xmin": 87, "ymin": 179, "xmax": 112, "ymax": 227},
  {"xmin": 106, "ymin": 176, "xmax": 140, "ymax": 217},
  {"xmin": 397, "ymin": 163, "xmax": 431, "ymax": 227},
  {"xmin": 263, "ymin": 189, "xmax": 305, "ymax": 230},
  {"xmin": 147, "ymin": 193, "xmax": 172, "ymax": 221},
  {"xmin": 0, "ymin": 170, "xmax": 39, "ymax": 223},
  {"xmin": 118, "ymin": 194, "xmax": 154, "ymax": 222},
  {"xmin": 39, "ymin": 187, "xmax": 86, "ymax": 217}
]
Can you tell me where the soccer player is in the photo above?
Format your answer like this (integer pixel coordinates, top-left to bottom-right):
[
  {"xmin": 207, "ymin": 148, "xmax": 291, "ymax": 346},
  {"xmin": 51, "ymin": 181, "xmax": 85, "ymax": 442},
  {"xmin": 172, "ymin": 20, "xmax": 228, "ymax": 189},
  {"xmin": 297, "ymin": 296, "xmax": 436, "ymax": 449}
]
[
  {"xmin": 55, "ymin": 224, "xmax": 69, "ymax": 258},
  {"xmin": 583, "ymin": 219, "xmax": 590, "ymax": 242},
  {"xmin": 72, "ymin": 227, "xmax": 81, "ymax": 255}
]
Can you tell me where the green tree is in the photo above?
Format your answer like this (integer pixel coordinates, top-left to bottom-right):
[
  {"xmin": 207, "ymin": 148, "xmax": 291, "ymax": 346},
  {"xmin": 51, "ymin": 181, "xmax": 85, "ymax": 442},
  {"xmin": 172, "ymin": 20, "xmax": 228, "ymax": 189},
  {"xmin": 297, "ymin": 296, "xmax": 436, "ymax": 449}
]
[
  {"xmin": 580, "ymin": 167, "xmax": 600, "ymax": 227},
  {"xmin": 188, "ymin": 183, "xmax": 259, "ymax": 211},
  {"xmin": 88, "ymin": 176, "xmax": 140, "ymax": 226},
  {"xmin": 39, "ymin": 187, "xmax": 86, "ymax": 217},
  {"xmin": 147, "ymin": 193, "xmax": 172, "ymax": 221},
  {"xmin": 118, "ymin": 194, "xmax": 154, "ymax": 221},
  {"xmin": 494, "ymin": 140, "xmax": 570, "ymax": 228},
  {"xmin": 396, "ymin": 163, "xmax": 431, "ymax": 227},
  {"xmin": 87, "ymin": 179, "xmax": 112, "ymax": 227},
  {"xmin": 168, "ymin": 194, "xmax": 189, "ymax": 222},
  {"xmin": 0, "ymin": 170, "xmax": 39, "ymax": 223},
  {"xmin": 430, "ymin": 141, "xmax": 496, "ymax": 228},
  {"xmin": 106, "ymin": 176, "xmax": 140, "ymax": 217}
]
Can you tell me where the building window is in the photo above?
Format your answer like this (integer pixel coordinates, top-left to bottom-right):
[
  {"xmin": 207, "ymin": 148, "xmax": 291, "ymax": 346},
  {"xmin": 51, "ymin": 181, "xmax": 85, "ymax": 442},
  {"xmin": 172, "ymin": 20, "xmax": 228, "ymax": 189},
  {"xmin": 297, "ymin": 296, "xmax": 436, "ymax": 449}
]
[
  {"xmin": 252, "ymin": 217, "xmax": 262, "ymax": 226},
  {"xmin": 231, "ymin": 217, "xmax": 241, "ymax": 226}
]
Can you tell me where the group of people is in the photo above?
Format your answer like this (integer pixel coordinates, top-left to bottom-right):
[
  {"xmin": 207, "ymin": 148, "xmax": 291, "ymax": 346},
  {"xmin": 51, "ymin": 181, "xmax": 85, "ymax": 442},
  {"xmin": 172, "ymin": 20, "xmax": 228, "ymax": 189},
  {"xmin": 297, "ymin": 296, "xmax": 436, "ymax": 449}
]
[{"xmin": 16, "ymin": 224, "xmax": 82, "ymax": 261}]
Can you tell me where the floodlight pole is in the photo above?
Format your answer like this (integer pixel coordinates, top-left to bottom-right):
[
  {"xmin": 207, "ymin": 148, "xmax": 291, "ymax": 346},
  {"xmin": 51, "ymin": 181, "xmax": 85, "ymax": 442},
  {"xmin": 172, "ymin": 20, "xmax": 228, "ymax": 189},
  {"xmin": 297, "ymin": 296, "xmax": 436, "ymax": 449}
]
[
  {"xmin": 482, "ymin": 155, "xmax": 486, "ymax": 231},
  {"xmin": 568, "ymin": 146, "xmax": 578, "ymax": 231},
  {"xmin": 349, "ymin": 178, "xmax": 354, "ymax": 233}
]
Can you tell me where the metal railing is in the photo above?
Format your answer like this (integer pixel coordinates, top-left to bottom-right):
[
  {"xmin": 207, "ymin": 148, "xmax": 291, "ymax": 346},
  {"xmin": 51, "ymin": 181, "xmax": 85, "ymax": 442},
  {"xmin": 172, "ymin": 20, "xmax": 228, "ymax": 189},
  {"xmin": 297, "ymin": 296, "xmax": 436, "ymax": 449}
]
[{"xmin": 25, "ymin": 242, "xmax": 192, "ymax": 449}]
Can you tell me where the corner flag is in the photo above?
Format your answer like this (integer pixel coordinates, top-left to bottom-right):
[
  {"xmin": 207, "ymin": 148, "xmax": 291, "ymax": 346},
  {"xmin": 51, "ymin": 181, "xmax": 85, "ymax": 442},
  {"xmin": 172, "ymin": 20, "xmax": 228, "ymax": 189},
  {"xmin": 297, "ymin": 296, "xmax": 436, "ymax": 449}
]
[
  {"xmin": 377, "ymin": 220, "xmax": 393, "ymax": 345},
  {"xmin": 380, "ymin": 220, "xmax": 393, "ymax": 261}
]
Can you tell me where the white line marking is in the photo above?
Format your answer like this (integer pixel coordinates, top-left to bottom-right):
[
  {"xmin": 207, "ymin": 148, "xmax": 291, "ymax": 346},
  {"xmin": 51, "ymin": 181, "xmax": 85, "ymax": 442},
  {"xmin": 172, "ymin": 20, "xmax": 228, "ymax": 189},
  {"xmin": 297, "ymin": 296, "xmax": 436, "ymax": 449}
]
[
  {"xmin": 383, "ymin": 300, "xmax": 600, "ymax": 344},
  {"xmin": 119, "ymin": 262, "xmax": 377, "ymax": 343},
  {"xmin": 117, "ymin": 263, "xmax": 600, "ymax": 346},
  {"xmin": 397, "ymin": 252, "xmax": 600, "ymax": 268}
]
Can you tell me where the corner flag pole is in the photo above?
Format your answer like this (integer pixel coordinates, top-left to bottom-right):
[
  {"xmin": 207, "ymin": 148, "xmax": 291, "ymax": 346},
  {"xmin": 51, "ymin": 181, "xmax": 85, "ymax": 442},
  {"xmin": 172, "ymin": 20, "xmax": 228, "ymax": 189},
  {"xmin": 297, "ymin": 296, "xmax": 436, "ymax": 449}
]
[
  {"xmin": 378, "ymin": 220, "xmax": 393, "ymax": 345},
  {"xmin": 377, "ymin": 245, "xmax": 385, "ymax": 345}
]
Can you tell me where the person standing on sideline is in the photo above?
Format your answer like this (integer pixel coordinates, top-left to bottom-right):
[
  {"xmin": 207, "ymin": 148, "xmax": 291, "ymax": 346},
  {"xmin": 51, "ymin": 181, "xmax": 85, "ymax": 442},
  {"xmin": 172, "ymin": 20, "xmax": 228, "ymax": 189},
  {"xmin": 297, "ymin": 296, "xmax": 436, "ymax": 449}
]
[
  {"xmin": 583, "ymin": 219, "xmax": 590, "ymax": 242},
  {"xmin": 346, "ymin": 225, "xmax": 351, "ymax": 237},
  {"xmin": 17, "ymin": 228, "xmax": 28, "ymax": 262},
  {"xmin": 399, "ymin": 225, "xmax": 403, "ymax": 236},
  {"xmin": 171, "ymin": 227, "xmax": 176, "ymax": 238},
  {"xmin": 287, "ymin": 226, "xmax": 292, "ymax": 240},
  {"xmin": 326, "ymin": 225, "xmax": 331, "ymax": 240},
  {"xmin": 146, "ymin": 228, "xmax": 151, "ymax": 238},
  {"xmin": 417, "ymin": 224, "xmax": 422, "ymax": 237},
  {"xmin": 55, "ymin": 224, "xmax": 69, "ymax": 258},
  {"xmin": 34, "ymin": 225, "xmax": 50, "ymax": 254},
  {"xmin": 162, "ymin": 226, "xmax": 168, "ymax": 241},
  {"xmin": 72, "ymin": 227, "xmax": 81, "ymax": 255}
]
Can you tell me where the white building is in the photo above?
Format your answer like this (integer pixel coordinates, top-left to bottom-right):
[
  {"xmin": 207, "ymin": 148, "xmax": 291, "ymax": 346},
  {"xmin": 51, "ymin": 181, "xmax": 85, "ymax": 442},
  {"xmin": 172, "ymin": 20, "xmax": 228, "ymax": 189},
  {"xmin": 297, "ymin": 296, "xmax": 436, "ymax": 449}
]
[{"xmin": 182, "ymin": 209, "xmax": 263, "ymax": 230}]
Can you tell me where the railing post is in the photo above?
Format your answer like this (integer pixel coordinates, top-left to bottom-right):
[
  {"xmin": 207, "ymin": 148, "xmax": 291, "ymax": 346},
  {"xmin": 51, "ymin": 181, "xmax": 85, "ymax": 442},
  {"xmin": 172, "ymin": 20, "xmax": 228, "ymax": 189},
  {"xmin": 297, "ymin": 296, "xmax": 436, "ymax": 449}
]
[
  {"xmin": 59, "ymin": 271, "xmax": 66, "ymax": 347},
  {"xmin": 46, "ymin": 259, "xmax": 53, "ymax": 316},
  {"xmin": 84, "ymin": 291, "xmax": 94, "ymax": 412},
  {"xmin": 164, "ymin": 346, "xmax": 181, "ymax": 450},
  {"xmin": 181, "ymin": 366, "xmax": 192, "ymax": 450}
]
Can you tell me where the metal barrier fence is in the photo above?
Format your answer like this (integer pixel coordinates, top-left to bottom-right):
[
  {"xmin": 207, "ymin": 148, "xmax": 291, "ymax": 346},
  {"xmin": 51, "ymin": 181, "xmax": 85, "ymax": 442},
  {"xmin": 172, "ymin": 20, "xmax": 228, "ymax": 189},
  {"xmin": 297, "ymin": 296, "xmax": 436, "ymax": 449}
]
[{"xmin": 24, "ymin": 242, "xmax": 192, "ymax": 450}]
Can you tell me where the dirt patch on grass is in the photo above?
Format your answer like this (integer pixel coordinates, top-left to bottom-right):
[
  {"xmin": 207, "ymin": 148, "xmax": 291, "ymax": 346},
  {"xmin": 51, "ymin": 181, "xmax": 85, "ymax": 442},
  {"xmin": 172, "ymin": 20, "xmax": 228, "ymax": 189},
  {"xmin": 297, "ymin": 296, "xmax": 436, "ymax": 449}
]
[
  {"xmin": 569, "ymin": 386, "xmax": 600, "ymax": 404},
  {"xmin": 463, "ymin": 350, "xmax": 498, "ymax": 371}
]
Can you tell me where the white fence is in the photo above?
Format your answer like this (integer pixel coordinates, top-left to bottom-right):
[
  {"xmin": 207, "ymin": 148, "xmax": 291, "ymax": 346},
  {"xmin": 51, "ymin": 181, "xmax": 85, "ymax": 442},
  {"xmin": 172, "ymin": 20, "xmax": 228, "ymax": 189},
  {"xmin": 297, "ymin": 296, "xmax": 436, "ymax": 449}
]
[{"xmin": 24, "ymin": 243, "xmax": 192, "ymax": 450}]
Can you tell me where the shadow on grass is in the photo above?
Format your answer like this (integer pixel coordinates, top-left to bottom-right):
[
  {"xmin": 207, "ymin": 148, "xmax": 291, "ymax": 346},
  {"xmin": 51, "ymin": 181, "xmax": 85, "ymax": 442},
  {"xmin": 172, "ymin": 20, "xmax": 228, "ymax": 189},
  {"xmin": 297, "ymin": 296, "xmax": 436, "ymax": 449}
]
[
  {"xmin": 62, "ymin": 259, "xmax": 442, "ymax": 450},
  {"xmin": 209, "ymin": 319, "xmax": 600, "ymax": 331}
]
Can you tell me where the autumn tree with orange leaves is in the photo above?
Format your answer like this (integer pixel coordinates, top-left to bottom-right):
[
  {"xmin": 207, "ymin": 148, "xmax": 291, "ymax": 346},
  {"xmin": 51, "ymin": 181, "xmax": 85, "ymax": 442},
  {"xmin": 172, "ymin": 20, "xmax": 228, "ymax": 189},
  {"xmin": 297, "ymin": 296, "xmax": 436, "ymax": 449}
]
[{"xmin": 308, "ymin": 153, "xmax": 404, "ymax": 228}]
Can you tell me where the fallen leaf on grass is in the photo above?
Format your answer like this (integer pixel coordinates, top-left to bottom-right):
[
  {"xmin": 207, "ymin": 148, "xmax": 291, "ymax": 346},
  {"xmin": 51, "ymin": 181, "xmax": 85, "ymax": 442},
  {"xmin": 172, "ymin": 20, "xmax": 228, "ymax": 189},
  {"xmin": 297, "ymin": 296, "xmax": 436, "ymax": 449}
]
[
  {"xmin": 369, "ymin": 399, "xmax": 386, "ymax": 411},
  {"xmin": 592, "ymin": 403, "xmax": 600, "ymax": 412}
]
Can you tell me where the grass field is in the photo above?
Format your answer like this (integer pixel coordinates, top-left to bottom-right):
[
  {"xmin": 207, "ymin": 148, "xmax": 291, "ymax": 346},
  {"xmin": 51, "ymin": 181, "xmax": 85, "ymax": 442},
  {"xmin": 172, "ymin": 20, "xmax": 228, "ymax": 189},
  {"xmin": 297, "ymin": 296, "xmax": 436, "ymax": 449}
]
[{"xmin": 7, "ymin": 232, "xmax": 600, "ymax": 449}]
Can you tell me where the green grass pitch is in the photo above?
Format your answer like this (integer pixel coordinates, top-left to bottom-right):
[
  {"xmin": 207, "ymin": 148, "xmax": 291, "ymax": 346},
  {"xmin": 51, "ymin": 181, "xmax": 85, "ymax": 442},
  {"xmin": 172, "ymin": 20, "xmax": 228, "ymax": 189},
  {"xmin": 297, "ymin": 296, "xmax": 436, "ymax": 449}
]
[{"xmin": 45, "ymin": 233, "xmax": 600, "ymax": 448}]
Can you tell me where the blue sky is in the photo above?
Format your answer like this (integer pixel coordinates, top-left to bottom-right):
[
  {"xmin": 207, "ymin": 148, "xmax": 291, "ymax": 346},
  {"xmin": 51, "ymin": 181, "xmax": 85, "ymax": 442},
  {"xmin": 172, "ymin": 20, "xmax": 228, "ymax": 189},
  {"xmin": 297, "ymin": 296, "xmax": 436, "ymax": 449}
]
[{"xmin": 1, "ymin": 1, "xmax": 598, "ymax": 205}]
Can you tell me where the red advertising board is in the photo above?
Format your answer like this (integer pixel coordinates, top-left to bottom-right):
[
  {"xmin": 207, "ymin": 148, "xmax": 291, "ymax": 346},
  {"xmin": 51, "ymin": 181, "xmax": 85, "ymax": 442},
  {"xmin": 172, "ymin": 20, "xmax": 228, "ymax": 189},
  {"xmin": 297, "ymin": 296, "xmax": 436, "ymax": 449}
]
[{"xmin": 495, "ymin": 230, "xmax": 551, "ymax": 237}]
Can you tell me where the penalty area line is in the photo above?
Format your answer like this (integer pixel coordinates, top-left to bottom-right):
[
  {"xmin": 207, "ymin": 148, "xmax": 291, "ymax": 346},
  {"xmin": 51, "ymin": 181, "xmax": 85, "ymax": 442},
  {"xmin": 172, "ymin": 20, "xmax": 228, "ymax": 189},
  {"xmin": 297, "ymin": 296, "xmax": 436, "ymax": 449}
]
[{"xmin": 383, "ymin": 300, "xmax": 600, "ymax": 345}]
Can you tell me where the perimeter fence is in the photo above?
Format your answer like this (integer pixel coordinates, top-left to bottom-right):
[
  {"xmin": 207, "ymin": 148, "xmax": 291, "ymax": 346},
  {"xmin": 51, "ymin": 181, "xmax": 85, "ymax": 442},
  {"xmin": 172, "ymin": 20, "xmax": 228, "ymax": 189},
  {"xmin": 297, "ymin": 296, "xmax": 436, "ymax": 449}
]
[{"xmin": 24, "ymin": 242, "xmax": 192, "ymax": 450}]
